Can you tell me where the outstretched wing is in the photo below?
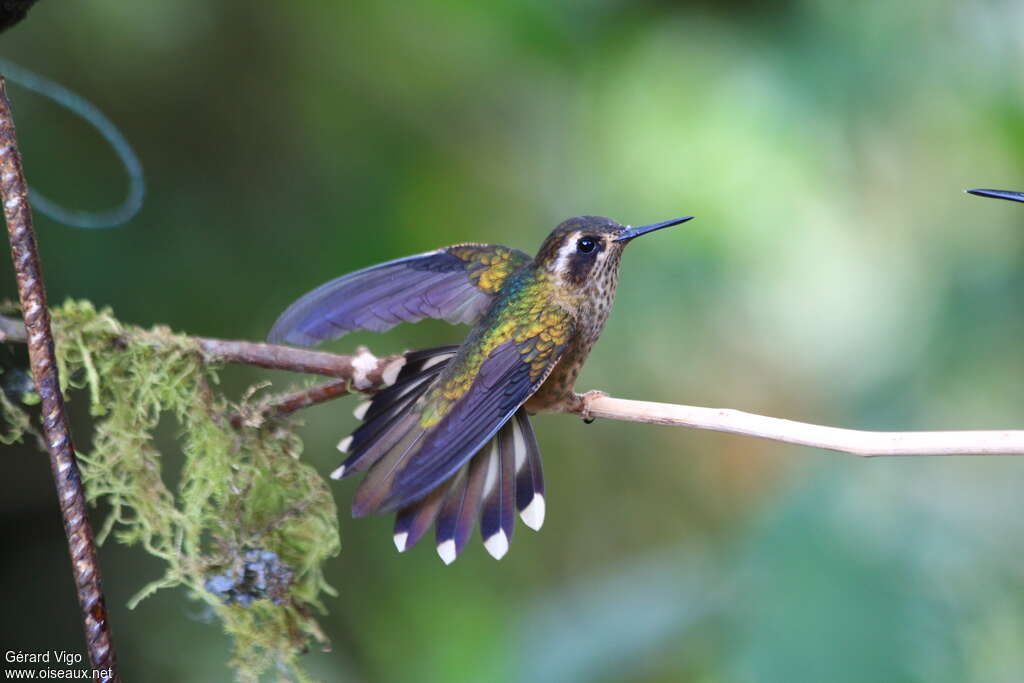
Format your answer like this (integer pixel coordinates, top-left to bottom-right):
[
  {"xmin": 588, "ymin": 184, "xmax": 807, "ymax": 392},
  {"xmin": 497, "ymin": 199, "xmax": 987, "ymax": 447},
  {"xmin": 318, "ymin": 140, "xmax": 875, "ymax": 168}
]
[
  {"xmin": 350, "ymin": 302, "xmax": 573, "ymax": 516},
  {"xmin": 268, "ymin": 244, "xmax": 530, "ymax": 346}
]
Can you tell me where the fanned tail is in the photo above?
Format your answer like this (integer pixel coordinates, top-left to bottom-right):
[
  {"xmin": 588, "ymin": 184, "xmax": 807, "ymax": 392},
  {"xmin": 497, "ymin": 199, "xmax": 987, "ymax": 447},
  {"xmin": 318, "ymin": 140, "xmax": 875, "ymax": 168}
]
[
  {"xmin": 332, "ymin": 345, "xmax": 545, "ymax": 563},
  {"xmin": 431, "ymin": 405, "xmax": 544, "ymax": 563}
]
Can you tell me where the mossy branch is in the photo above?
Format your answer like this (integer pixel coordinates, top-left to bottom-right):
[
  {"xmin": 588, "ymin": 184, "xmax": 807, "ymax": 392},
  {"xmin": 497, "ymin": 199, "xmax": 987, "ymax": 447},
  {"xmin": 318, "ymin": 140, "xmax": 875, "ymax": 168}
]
[{"xmin": 3, "ymin": 301, "xmax": 346, "ymax": 682}]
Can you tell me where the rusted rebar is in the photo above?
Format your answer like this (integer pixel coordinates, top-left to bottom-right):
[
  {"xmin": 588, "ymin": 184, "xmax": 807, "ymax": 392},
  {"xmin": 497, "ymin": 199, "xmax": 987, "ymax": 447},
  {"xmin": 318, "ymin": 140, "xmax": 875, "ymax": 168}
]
[{"xmin": 0, "ymin": 77, "xmax": 118, "ymax": 681}]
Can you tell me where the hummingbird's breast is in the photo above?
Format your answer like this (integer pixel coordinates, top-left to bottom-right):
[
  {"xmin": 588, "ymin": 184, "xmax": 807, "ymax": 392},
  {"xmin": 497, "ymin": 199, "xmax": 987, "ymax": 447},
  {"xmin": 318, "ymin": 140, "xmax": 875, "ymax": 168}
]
[{"xmin": 524, "ymin": 254, "xmax": 621, "ymax": 413}]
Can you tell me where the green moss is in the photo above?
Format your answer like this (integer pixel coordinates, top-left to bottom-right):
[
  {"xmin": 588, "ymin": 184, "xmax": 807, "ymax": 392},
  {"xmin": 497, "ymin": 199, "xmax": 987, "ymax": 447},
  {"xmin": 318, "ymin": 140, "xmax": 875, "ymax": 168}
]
[
  {"xmin": 0, "ymin": 387, "xmax": 33, "ymax": 444},
  {"xmin": 7, "ymin": 300, "xmax": 341, "ymax": 682}
]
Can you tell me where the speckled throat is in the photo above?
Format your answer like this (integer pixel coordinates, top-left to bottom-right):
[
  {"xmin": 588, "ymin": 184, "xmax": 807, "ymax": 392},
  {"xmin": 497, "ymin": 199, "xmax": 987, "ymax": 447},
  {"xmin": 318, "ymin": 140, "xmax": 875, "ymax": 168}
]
[{"xmin": 524, "ymin": 246, "xmax": 623, "ymax": 413}]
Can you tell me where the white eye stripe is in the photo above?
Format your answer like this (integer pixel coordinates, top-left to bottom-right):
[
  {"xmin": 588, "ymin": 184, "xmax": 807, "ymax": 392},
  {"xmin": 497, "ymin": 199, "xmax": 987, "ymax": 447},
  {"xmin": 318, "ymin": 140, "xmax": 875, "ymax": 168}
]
[{"xmin": 549, "ymin": 231, "xmax": 581, "ymax": 275}]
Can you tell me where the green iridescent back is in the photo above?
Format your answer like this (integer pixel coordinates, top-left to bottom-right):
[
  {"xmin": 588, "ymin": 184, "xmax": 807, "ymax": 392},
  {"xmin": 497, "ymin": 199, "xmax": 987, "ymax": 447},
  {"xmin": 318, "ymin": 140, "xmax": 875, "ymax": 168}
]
[{"xmin": 419, "ymin": 266, "xmax": 573, "ymax": 427}]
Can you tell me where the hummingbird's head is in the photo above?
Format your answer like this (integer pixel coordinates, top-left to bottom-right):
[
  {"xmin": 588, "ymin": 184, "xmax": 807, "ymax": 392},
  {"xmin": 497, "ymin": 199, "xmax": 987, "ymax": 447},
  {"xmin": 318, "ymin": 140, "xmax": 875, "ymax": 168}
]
[{"xmin": 535, "ymin": 215, "xmax": 693, "ymax": 290}]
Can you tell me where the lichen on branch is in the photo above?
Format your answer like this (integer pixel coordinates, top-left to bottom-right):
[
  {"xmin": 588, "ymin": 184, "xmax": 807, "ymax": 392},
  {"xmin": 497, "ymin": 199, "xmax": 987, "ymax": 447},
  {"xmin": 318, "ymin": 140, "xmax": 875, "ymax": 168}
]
[{"xmin": 5, "ymin": 299, "xmax": 340, "ymax": 682}]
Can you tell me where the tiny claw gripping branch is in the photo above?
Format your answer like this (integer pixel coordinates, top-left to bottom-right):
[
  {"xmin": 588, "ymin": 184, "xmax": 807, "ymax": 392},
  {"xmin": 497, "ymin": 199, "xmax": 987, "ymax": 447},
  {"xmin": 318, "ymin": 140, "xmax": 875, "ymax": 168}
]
[
  {"xmin": 577, "ymin": 390, "xmax": 609, "ymax": 424},
  {"xmin": 0, "ymin": 77, "xmax": 118, "ymax": 681}
]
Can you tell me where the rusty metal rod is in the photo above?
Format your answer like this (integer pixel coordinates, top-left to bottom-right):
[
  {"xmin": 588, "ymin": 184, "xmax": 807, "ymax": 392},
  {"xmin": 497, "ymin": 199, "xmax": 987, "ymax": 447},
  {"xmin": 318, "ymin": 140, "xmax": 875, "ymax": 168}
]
[{"xmin": 0, "ymin": 76, "xmax": 118, "ymax": 681}]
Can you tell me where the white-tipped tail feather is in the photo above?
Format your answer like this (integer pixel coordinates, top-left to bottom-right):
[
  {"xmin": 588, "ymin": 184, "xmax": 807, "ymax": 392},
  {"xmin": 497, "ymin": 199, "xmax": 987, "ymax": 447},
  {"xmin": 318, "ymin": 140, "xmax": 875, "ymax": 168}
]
[
  {"xmin": 519, "ymin": 494, "xmax": 545, "ymax": 531},
  {"xmin": 336, "ymin": 435, "xmax": 353, "ymax": 454},
  {"xmin": 381, "ymin": 357, "xmax": 406, "ymax": 386},
  {"xmin": 437, "ymin": 539, "xmax": 457, "ymax": 565},
  {"xmin": 483, "ymin": 530, "xmax": 509, "ymax": 560},
  {"xmin": 393, "ymin": 531, "xmax": 408, "ymax": 553},
  {"xmin": 352, "ymin": 400, "xmax": 372, "ymax": 420},
  {"xmin": 329, "ymin": 464, "xmax": 346, "ymax": 480}
]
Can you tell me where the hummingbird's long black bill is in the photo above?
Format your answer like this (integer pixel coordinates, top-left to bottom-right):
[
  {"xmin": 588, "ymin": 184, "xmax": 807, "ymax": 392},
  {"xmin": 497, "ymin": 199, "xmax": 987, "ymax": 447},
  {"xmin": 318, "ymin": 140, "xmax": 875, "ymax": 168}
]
[
  {"xmin": 967, "ymin": 189, "xmax": 1024, "ymax": 203},
  {"xmin": 614, "ymin": 215, "xmax": 694, "ymax": 242}
]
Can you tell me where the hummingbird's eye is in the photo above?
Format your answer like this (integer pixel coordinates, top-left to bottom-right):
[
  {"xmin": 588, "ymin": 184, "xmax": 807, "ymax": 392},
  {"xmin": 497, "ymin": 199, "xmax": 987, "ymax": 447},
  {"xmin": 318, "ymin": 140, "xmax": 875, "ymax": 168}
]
[{"xmin": 576, "ymin": 237, "xmax": 597, "ymax": 253}]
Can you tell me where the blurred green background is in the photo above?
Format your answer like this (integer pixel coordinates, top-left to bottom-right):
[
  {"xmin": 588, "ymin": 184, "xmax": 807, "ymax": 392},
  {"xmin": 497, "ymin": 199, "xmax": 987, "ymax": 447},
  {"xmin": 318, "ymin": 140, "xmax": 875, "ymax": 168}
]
[{"xmin": 2, "ymin": 1, "xmax": 1024, "ymax": 681}]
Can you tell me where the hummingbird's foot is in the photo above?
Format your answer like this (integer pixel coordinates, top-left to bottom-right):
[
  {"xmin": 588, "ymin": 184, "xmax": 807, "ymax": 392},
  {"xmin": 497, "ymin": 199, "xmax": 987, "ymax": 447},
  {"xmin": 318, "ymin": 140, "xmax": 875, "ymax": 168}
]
[{"xmin": 577, "ymin": 390, "xmax": 608, "ymax": 424}]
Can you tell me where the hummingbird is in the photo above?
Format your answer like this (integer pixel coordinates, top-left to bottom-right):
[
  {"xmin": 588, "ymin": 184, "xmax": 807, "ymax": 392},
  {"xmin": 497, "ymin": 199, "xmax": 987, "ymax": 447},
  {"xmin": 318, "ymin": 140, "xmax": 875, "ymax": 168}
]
[
  {"xmin": 967, "ymin": 188, "xmax": 1024, "ymax": 203},
  {"xmin": 268, "ymin": 214, "xmax": 693, "ymax": 563}
]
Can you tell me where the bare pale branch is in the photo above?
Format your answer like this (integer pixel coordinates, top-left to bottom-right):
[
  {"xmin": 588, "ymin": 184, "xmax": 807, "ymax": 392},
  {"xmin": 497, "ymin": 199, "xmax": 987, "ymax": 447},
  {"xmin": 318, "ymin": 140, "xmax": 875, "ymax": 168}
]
[{"xmin": 557, "ymin": 396, "xmax": 1024, "ymax": 457}]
